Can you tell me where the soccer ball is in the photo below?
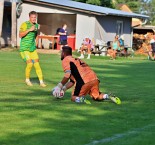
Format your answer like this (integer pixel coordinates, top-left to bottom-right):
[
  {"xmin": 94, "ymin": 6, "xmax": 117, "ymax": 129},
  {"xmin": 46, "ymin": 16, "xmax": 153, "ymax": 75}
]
[{"xmin": 52, "ymin": 89, "xmax": 64, "ymax": 99}]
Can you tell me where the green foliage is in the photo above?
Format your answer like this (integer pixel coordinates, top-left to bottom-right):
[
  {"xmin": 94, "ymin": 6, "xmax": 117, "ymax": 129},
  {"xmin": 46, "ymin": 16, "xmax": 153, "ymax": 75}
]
[
  {"xmin": 115, "ymin": 0, "xmax": 155, "ymax": 25},
  {"xmin": 72, "ymin": 0, "xmax": 86, "ymax": 2},
  {"xmin": 116, "ymin": 0, "xmax": 125, "ymax": 3},
  {"xmin": 86, "ymin": 0, "xmax": 101, "ymax": 6},
  {"xmin": 149, "ymin": 0, "xmax": 155, "ymax": 25},
  {"xmin": 127, "ymin": 1, "xmax": 139, "ymax": 12},
  {"xmin": 114, "ymin": 0, "xmax": 140, "ymax": 12},
  {"xmin": 72, "ymin": 0, "xmax": 114, "ymax": 8}
]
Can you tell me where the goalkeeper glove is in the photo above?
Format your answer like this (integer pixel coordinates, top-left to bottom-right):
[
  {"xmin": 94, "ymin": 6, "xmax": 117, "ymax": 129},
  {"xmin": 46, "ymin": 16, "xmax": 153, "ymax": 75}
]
[{"xmin": 52, "ymin": 83, "xmax": 63, "ymax": 98}]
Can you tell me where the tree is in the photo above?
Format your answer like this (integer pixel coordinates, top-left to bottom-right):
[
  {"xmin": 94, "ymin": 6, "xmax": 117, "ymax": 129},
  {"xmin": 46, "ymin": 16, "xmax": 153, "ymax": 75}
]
[
  {"xmin": 72, "ymin": 0, "xmax": 114, "ymax": 8},
  {"xmin": 0, "ymin": 0, "xmax": 4, "ymax": 48},
  {"xmin": 148, "ymin": 0, "xmax": 155, "ymax": 25},
  {"xmin": 115, "ymin": 0, "xmax": 152, "ymax": 14},
  {"xmin": 114, "ymin": 0, "xmax": 140, "ymax": 12},
  {"xmin": 115, "ymin": 0, "xmax": 152, "ymax": 25}
]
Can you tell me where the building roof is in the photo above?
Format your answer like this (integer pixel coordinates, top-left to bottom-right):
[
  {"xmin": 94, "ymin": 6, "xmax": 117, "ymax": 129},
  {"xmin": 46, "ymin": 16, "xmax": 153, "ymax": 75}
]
[
  {"xmin": 23, "ymin": 0, "xmax": 149, "ymax": 19},
  {"xmin": 117, "ymin": 4, "xmax": 133, "ymax": 13}
]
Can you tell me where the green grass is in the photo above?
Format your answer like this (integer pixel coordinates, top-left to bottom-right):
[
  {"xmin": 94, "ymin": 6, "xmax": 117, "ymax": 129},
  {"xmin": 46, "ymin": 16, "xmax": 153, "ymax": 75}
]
[{"xmin": 0, "ymin": 50, "xmax": 155, "ymax": 145}]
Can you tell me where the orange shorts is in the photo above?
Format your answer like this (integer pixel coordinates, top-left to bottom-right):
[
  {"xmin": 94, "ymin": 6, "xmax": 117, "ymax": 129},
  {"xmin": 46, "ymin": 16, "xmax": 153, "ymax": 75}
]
[{"xmin": 72, "ymin": 79, "xmax": 103, "ymax": 99}]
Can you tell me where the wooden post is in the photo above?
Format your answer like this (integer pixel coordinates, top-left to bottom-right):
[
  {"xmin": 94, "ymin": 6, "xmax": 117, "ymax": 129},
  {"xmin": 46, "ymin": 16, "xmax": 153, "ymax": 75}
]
[
  {"xmin": 0, "ymin": 0, "xmax": 4, "ymax": 48},
  {"xmin": 11, "ymin": 0, "xmax": 17, "ymax": 48}
]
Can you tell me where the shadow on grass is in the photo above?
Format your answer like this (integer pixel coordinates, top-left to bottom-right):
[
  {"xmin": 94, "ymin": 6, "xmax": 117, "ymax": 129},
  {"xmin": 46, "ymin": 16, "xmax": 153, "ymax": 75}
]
[{"xmin": 0, "ymin": 55, "xmax": 155, "ymax": 145}]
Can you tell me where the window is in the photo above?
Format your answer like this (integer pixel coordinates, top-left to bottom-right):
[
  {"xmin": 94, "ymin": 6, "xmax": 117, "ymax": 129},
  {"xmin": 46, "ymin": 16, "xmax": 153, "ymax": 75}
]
[{"xmin": 116, "ymin": 21, "xmax": 123, "ymax": 36}]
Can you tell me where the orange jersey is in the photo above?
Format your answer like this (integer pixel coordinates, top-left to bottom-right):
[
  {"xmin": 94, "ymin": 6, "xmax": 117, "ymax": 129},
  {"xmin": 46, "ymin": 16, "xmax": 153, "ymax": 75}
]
[{"xmin": 62, "ymin": 56, "xmax": 98, "ymax": 84}]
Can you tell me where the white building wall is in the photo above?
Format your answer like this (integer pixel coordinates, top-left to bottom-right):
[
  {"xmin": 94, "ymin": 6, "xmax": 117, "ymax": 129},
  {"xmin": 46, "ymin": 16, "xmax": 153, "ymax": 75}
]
[
  {"xmin": 95, "ymin": 15, "xmax": 132, "ymax": 47},
  {"xmin": 76, "ymin": 14, "xmax": 95, "ymax": 49}
]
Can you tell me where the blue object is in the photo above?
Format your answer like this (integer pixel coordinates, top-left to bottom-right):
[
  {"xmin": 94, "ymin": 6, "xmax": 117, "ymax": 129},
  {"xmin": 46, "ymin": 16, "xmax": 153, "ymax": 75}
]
[{"xmin": 38, "ymin": 0, "xmax": 149, "ymax": 19}]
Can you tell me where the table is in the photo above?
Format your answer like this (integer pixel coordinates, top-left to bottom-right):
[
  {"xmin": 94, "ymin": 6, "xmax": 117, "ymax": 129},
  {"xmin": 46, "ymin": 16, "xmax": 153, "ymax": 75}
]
[
  {"xmin": 36, "ymin": 35, "xmax": 76, "ymax": 50},
  {"xmin": 92, "ymin": 44, "xmax": 108, "ymax": 56},
  {"xmin": 36, "ymin": 35, "xmax": 59, "ymax": 49}
]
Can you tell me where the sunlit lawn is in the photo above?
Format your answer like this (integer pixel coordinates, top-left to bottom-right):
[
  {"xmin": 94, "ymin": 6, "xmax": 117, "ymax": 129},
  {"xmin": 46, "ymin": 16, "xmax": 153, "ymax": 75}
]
[{"xmin": 0, "ymin": 49, "xmax": 155, "ymax": 145}]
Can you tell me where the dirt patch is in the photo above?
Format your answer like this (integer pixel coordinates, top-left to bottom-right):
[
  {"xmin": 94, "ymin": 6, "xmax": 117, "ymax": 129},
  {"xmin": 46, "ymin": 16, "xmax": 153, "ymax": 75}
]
[
  {"xmin": 36, "ymin": 49, "xmax": 60, "ymax": 54},
  {"xmin": 0, "ymin": 47, "xmax": 60, "ymax": 54},
  {"xmin": 0, "ymin": 47, "xmax": 18, "ymax": 52}
]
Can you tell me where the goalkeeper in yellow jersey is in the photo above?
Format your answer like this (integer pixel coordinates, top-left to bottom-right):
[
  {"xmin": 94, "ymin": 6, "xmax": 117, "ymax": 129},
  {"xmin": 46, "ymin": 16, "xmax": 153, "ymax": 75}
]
[{"xmin": 19, "ymin": 11, "xmax": 46, "ymax": 87}]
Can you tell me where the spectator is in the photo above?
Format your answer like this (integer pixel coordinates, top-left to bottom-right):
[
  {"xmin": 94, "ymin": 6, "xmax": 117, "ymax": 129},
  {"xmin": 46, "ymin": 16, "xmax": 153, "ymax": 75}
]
[
  {"xmin": 108, "ymin": 35, "xmax": 120, "ymax": 60},
  {"xmin": 78, "ymin": 37, "xmax": 94, "ymax": 59},
  {"xmin": 149, "ymin": 34, "xmax": 155, "ymax": 60},
  {"xmin": 58, "ymin": 24, "xmax": 68, "ymax": 49}
]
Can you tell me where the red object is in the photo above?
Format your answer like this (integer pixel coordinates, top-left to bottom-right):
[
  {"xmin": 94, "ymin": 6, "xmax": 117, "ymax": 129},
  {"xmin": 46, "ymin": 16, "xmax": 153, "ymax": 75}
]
[
  {"xmin": 56, "ymin": 35, "xmax": 76, "ymax": 50},
  {"xmin": 68, "ymin": 35, "xmax": 76, "ymax": 50},
  {"xmin": 55, "ymin": 35, "xmax": 61, "ymax": 50}
]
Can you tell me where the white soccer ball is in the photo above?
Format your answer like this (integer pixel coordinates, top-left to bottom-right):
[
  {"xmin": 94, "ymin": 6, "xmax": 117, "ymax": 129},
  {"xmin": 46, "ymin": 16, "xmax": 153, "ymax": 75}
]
[{"xmin": 52, "ymin": 89, "xmax": 64, "ymax": 99}]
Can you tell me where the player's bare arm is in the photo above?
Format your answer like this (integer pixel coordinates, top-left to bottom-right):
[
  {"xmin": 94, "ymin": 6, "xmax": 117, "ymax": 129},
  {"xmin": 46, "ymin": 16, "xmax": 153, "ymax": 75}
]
[
  {"xmin": 60, "ymin": 77, "xmax": 70, "ymax": 86},
  {"xmin": 64, "ymin": 81, "xmax": 74, "ymax": 90}
]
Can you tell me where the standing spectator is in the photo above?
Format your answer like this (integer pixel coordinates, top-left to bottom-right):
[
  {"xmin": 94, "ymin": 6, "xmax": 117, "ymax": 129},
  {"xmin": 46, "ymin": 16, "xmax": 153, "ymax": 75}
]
[
  {"xmin": 19, "ymin": 11, "xmax": 46, "ymax": 87},
  {"xmin": 58, "ymin": 24, "xmax": 68, "ymax": 49},
  {"xmin": 78, "ymin": 37, "xmax": 94, "ymax": 59}
]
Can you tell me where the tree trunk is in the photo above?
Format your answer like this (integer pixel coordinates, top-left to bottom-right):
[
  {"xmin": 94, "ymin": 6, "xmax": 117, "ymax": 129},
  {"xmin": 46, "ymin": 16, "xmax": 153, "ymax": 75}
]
[
  {"xmin": 0, "ymin": 0, "xmax": 4, "ymax": 48},
  {"xmin": 11, "ymin": 1, "xmax": 17, "ymax": 48}
]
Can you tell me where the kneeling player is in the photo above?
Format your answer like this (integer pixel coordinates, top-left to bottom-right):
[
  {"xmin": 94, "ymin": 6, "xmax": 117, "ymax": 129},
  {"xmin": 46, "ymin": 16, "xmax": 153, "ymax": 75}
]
[{"xmin": 52, "ymin": 46, "xmax": 121, "ymax": 104}]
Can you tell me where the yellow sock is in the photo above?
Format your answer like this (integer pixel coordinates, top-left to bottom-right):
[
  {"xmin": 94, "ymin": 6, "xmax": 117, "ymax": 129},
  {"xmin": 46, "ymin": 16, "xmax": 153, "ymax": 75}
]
[
  {"xmin": 34, "ymin": 62, "xmax": 43, "ymax": 81},
  {"xmin": 26, "ymin": 63, "xmax": 33, "ymax": 79}
]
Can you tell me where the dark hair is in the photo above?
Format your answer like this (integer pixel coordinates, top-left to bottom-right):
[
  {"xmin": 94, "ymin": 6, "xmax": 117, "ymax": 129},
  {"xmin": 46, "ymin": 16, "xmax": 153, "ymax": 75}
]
[
  {"xmin": 62, "ymin": 46, "xmax": 72, "ymax": 56},
  {"xmin": 29, "ymin": 11, "xmax": 37, "ymax": 17}
]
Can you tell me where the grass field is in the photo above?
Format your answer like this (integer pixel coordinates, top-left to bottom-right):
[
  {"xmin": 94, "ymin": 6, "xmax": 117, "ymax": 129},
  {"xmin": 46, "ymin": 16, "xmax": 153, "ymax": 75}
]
[{"xmin": 0, "ymin": 49, "xmax": 155, "ymax": 145}]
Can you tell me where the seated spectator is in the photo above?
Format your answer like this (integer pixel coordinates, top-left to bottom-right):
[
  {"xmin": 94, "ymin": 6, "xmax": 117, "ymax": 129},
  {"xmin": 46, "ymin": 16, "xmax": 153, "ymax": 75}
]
[
  {"xmin": 149, "ymin": 34, "xmax": 155, "ymax": 60},
  {"xmin": 107, "ymin": 35, "xmax": 120, "ymax": 59},
  {"xmin": 78, "ymin": 37, "xmax": 94, "ymax": 59},
  {"xmin": 118, "ymin": 35, "xmax": 129, "ymax": 56},
  {"xmin": 142, "ymin": 39, "xmax": 152, "ymax": 59}
]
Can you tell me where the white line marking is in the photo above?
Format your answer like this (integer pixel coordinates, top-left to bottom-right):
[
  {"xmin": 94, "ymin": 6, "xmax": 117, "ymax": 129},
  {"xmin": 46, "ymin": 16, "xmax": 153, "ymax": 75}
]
[{"xmin": 85, "ymin": 124, "xmax": 155, "ymax": 145}]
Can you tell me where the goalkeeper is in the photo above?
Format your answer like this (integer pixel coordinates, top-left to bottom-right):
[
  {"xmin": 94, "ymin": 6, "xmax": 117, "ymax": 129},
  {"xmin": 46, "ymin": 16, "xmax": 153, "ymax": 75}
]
[
  {"xmin": 19, "ymin": 11, "xmax": 46, "ymax": 87},
  {"xmin": 52, "ymin": 46, "xmax": 121, "ymax": 104}
]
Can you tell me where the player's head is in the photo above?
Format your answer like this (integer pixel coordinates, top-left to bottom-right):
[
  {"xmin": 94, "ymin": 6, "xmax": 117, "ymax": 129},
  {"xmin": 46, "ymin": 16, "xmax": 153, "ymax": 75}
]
[
  {"xmin": 29, "ymin": 11, "xmax": 37, "ymax": 24},
  {"xmin": 115, "ymin": 35, "xmax": 119, "ymax": 40},
  {"xmin": 61, "ymin": 46, "xmax": 72, "ymax": 60},
  {"xmin": 62, "ymin": 24, "xmax": 67, "ymax": 30}
]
